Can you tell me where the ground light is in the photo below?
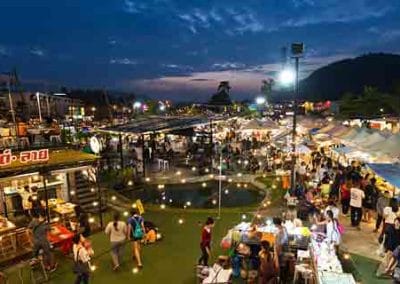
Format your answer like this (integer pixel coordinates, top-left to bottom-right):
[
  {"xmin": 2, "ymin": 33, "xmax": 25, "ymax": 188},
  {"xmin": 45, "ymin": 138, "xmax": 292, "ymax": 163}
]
[
  {"xmin": 132, "ymin": 267, "xmax": 139, "ymax": 274},
  {"xmin": 160, "ymin": 204, "xmax": 166, "ymax": 209},
  {"xmin": 178, "ymin": 219, "xmax": 184, "ymax": 224}
]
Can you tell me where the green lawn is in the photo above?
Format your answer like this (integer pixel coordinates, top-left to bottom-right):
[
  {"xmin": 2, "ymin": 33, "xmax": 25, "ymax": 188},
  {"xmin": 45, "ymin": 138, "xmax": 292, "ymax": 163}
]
[{"xmin": 6, "ymin": 208, "xmax": 251, "ymax": 284}]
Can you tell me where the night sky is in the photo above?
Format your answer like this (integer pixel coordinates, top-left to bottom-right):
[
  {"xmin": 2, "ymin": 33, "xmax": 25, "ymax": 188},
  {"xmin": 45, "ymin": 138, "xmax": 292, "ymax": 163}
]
[{"xmin": 0, "ymin": 0, "xmax": 399, "ymax": 101}]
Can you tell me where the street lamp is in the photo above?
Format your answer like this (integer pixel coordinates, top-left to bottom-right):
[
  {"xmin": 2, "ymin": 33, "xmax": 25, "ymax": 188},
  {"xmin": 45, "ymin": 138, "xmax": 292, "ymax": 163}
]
[
  {"xmin": 279, "ymin": 42, "xmax": 304, "ymax": 193},
  {"xmin": 279, "ymin": 69, "xmax": 295, "ymax": 86},
  {"xmin": 255, "ymin": 96, "xmax": 266, "ymax": 105}
]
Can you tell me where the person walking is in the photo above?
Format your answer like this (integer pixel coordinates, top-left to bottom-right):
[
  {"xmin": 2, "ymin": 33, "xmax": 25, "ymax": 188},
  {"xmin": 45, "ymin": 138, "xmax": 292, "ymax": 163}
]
[
  {"xmin": 28, "ymin": 213, "xmax": 57, "ymax": 272},
  {"xmin": 72, "ymin": 233, "xmax": 92, "ymax": 284},
  {"xmin": 375, "ymin": 191, "xmax": 390, "ymax": 233},
  {"xmin": 105, "ymin": 212, "xmax": 127, "ymax": 271},
  {"xmin": 127, "ymin": 209, "xmax": 145, "ymax": 269},
  {"xmin": 350, "ymin": 179, "xmax": 365, "ymax": 229},
  {"xmin": 198, "ymin": 217, "xmax": 215, "ymax": 266}
]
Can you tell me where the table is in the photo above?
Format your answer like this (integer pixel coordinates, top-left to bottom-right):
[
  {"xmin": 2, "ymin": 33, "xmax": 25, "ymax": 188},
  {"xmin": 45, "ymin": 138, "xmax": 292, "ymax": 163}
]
[{"xmin": 47, "ymin": 224, "xmax": 74, "ymax": 254}]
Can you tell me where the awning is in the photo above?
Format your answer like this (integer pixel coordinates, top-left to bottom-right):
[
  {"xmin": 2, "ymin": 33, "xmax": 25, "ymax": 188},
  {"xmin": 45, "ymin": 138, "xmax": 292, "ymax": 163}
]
[{"xmin": 367, "ymin": 163, "xmax": 400, "ymax": 189}]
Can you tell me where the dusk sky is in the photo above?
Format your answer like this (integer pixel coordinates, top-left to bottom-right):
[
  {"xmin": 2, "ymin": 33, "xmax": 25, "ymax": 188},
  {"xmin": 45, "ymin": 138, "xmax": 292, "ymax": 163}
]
[{"xmin": 1, "ymin": 0, "xmax": 400, "ymax": 101}]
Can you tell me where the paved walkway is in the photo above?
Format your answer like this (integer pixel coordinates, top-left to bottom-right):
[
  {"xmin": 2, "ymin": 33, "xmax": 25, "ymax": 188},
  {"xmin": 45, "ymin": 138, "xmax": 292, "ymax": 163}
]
[{"xmin": 339, "ymin": 215, "xmax": 381, "ymax": 261}]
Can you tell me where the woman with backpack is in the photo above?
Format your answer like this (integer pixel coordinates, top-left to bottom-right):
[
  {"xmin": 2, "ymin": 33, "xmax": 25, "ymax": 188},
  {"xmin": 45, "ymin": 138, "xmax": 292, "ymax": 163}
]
[
  {"xmin": 127, "ymin": 209, "xmax": 145, "ymax": 269},
  {"xmin": 105, "ymin": 212, "xmax": 127, "ymax": 271}
]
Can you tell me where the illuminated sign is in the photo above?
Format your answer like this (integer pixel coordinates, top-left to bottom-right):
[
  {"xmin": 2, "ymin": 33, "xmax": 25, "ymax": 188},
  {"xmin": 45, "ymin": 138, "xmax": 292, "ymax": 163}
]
[{"xmin": 0, "ymin": 149, "xmax": 49, "ymax": 167}]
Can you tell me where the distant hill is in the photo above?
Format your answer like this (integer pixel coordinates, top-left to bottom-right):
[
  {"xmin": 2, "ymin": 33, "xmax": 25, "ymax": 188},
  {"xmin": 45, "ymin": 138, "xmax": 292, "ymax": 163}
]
[{"xmin": 300, "ymin": 53, "xmax": 400, "ymax": 100}]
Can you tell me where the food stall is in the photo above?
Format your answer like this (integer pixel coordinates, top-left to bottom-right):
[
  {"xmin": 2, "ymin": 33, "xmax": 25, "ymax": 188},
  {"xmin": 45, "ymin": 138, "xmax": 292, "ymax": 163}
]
[{"xmin": 0, "ymin": 147, "xmax": 99, "ymax": 263}]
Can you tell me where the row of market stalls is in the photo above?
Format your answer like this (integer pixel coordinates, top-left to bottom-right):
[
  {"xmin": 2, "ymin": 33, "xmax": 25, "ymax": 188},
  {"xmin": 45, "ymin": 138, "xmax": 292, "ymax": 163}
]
[
  {"xmin": 0, "ymin": 146, "xmax": 100, "ymax": 263},
  {"xmin": 308, "ymin": 120, "xmax": 400, "ymax": 195}
]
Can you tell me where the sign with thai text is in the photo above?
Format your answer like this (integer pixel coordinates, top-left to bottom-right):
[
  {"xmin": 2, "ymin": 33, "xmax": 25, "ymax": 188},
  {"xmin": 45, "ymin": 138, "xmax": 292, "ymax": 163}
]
[{"xmin": 0, "ymin": 149, "xmax": 49, "ymax": 167}]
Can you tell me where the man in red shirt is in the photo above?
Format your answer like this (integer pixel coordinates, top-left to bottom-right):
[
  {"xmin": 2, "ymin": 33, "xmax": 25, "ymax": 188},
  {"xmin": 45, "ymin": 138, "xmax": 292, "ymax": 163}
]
[{"xmin": 198, "ymin": 217, "xmax": 215, "ymax": 266}]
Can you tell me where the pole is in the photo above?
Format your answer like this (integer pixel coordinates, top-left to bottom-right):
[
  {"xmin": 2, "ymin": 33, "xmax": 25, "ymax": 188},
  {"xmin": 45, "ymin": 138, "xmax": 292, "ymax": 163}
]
[
  {"xmin": 142, "ymin": 134, "xmax": 146, "ymax": 178},
  {"xmin": 7, "ymin": 78, "xmax": 17, "ymax": 137},
  {"xmin": 218, "ymin": 154, "xmax": 222, "ymax": 219},
  {"xmin": 36, "ymin": 92, "xmax": 42, "ymax": 122},
  {"xmin": 118, "ymin": 133, "xmax": 124, "ymax": 169},
  {"xmin": 290, "ymin": 57, "xmax": 299, "ymax": 192},
  {"xmin": 95, "ymin": 166, "xmax": 104, "ymax": 229},
  {"xmin": 42, "ymin": 173, "xmax": 50, "ymax": 223}
]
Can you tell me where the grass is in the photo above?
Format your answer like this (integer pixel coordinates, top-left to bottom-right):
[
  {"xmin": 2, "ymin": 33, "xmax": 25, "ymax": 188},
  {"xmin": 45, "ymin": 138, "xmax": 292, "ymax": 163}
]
[{"xmin": 5, "ymin": 208, "xmax": 252, "ymax": 284}]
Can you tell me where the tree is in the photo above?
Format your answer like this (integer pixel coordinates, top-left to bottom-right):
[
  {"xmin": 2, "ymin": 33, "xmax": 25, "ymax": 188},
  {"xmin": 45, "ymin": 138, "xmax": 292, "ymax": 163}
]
[{"xmin": 209, "ymin": 81, "xmax": 232, "ymax": 105}]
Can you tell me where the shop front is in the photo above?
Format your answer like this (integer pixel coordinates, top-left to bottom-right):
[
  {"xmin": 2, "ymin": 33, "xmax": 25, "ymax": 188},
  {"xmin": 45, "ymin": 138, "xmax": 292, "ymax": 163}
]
[{"xmin": 0, "ymin": 147, "xmax": 99, "ymax": 263}]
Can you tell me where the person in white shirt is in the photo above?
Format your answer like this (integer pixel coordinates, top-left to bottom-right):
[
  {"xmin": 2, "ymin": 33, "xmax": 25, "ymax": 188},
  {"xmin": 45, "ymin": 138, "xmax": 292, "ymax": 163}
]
[
  {"xmin": 105, "ymin": 212, "xmax": 127, "ymax": 270},
  {"xmin": 350, "ymin": 180, "xmax": 365, "ymax": 229},
  {"xmin": 324, "ymin": 200, "xmax": 340, "ymax": 220},
  {"xmin": 72, "ymin": 234, "xmax": 92, "ymax": 284}
]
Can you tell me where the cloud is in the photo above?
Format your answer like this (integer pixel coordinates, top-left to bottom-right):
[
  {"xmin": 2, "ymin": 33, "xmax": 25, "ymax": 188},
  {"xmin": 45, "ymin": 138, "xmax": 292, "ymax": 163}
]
[
  {"xmin": 382, "ymin": 29, "xmax": 400, "ymax": 41},
  {"xmin": 0, "ymin": 45, "xmax": 9, "ymax": 56},
  {"xmin": 124, "ymin": 53, "xmax": 351, "ymax": 97},
  {"xmin": 110, "ymin": 58, "xmax": 137, "ymax": 65},
  {"xmin": 283, "ymin": 1, "xmax": 391, "ymax": 28},
  {"xmin": 227, "ymin": 9, "xmax": 264, "ymax": 34},
  {"xmin": 123, "ymin": 0, "xmax": 147, "ymax": 14},
  {"xmin": 30, "ymin": 47, "xmax": 45, "ymax": 57},
  {"xmin": 212, "ymin": 62, "xmax": 246, "ymax": 70}
]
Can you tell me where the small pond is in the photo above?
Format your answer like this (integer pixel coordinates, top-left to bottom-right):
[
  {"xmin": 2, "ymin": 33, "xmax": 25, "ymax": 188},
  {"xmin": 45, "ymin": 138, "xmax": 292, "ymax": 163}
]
[{"xmin": 122, "ymin": 181, "xmax": 265, "ymax": 208}]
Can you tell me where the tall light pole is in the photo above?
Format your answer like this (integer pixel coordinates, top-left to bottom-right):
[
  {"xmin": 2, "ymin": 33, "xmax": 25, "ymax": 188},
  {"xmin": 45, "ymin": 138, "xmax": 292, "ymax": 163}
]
[
  {"xmin": 290, "ymin": 43, "xmax": 303, "ymax": 192},
  {"xmin": 279, "ymin": 43, "xmax": 304, "ymax": 192}
]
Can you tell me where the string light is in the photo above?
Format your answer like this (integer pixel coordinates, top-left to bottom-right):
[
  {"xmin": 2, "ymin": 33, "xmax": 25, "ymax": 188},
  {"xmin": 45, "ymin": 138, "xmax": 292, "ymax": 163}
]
[
  {"xmin": 181, "ymin": 179, "xmax": 186, "ymax": 183},
  {"xmin": 224, "ymin": 189, "xmax": 229, "ymax": 194},
  {"xmin": 176, "ymin": 171, "xmax": 182, "ymax": 176},
  {"xmin": 123, "ymin": 211, "xmax": 129, "ymax": 217},
  {"xmin": 90, "ymin": 265, "xmax": 97, "ymax": 272},
  {"xmin": 191, "ymin": 166, "xmax": 196, "ymax": 171},
  {"xmin": 237, "ymin": 183, "xmax": 242, "ymax": 188},
  {"xmin": 343, "ymin": 253, "xmax": 350, "ymax": 260},
  {"xmin": 89, "ymin": 217, "xmax": 95, "ymax": 223},
  {"xmin": 202, "ymin": 182, "xmax": 207, "ymax": 188},
  {"xmin": 92, "ymin": 201, "xmax": 98, "ymax": 207},
  {"xmin": 257, "ymin": 214, "xmax": 262, "ymax": 219},
  {"xmin": 267, "ymin": 201, "xmax": 271, "ymax": 205},
  {"xmin": 169, "ymin": 199, "xmax": 173, "ymax": 203},
  {"xmin": 160, "ymin": 204, "xmax": 166, "ymax": 209},
  {"xmin": 205, "ymin": 168, "xmax": 209, "ymax": 173},
  {"xmin": 237, "ymin": 173, "xmax": 242, "ymax": 177},
  {"xmin": 262, "ymin": 174, "xmax": 267, "ymax": 178},
  {"xmin": 132, "ymin": 267, "xmax": 139, "ymax": 274},
  {"xmin": 70, "ymin": 191, "xmax": 75, "ymax": 196},
  {"xmin": 145, "ymin": 177, "xmax": 151, "ymax": 182},
  {"xmin": 209, "ymin": 174, "xmax": 214, "ymax": 179},
  {"xmin": 244, "ymin": 184, "xmax": 248, "ymax": 188},
  {"xmin": 242, "ymin": 214, "xmax": 247, "ymax": 220},
  {"xmin": 90, "ymin": 188, "xmax": 95, "ymax": 193},
  {"xmin": 263, "ymin": 203, "xmax": 267, "ymax": 207},
  {"xmin": 272, "ymin": 184, "xmax": 277, "ymax": 189},
  {"xmin": 212, "ymin": 199, "xmax": 217, "ymax": 205},
  {"xmin": 178, "ymin": 219, "xmax": 184, "ymax": 224},
  {"xmin": 132, "ymin": 203, "xmax": 137, "ymax": 208},
  {"xmin": 111, "ymin": 196, "xmax": 116, "ymax": 201},
  {"xmin": 158, "ymin": 184, "xmax": 165, "ymax": 189},
  {"xmin": 228, "ymin": 178, "xmax": 233, "ymax": 183},
  {"xmin": 186, "ymin": 201, "xmax": 192, "ymax": 207},
  {"xmin": 128, "ymin": 180, "xmax": 133, "ymax": 186}
]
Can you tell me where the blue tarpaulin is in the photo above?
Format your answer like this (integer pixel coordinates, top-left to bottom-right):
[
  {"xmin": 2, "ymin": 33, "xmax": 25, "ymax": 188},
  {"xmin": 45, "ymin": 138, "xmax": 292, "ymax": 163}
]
[{"xmin": 367, "ymin": 163, "xmax": 400, "ymax": 189}]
